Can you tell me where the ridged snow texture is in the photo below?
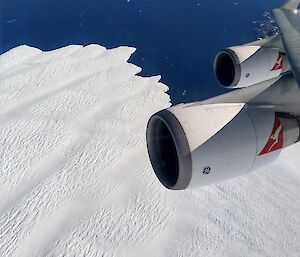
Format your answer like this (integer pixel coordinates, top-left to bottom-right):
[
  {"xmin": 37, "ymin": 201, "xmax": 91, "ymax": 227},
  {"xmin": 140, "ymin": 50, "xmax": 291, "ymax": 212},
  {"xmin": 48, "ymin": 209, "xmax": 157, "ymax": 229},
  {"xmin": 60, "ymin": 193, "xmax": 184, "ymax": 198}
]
[{"xmin": 0, "ymin": 45, "xmax": 299, "ymax": 257}]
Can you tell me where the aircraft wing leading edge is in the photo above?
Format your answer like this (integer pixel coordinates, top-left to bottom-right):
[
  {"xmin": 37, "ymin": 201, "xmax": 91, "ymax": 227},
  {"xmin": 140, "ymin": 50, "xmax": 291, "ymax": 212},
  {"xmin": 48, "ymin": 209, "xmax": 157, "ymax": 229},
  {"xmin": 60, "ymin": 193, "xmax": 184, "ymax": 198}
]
[{"xmin": 273, "ymin": 1, "xmax": 300, "ymax": 87}]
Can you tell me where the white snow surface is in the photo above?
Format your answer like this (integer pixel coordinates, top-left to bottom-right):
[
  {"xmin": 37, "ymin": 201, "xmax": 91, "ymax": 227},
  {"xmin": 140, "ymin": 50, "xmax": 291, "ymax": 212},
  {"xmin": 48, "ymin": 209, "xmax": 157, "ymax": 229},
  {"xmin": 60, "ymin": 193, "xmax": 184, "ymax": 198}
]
[{"xmin": 0, "ymin": 44, "xmax": 300, "ymax": 257}]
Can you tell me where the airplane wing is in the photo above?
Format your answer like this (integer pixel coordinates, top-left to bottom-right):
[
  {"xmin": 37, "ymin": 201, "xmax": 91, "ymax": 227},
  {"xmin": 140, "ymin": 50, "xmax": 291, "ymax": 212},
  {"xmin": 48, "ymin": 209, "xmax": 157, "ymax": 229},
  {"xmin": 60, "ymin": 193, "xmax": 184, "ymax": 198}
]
[
  {"xmin": 146, "ymin": 0, "xmax": 300, "ymax": 191},
  {"xmin": 280, "ymin": 0, "xmax": 300, "ymax": 9},
  {"xmin": 273, "ymin": 0, "xmax": 300, "ymax": 86}
]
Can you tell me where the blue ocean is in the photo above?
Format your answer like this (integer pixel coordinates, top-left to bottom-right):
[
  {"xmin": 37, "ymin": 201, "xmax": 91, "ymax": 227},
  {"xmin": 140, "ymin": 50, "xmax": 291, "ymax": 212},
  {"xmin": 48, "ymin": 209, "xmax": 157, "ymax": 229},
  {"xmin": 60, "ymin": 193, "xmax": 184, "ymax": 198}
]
[{"xmin": 1, "ymin": 0, "xmax": 283, "ymax": 104}]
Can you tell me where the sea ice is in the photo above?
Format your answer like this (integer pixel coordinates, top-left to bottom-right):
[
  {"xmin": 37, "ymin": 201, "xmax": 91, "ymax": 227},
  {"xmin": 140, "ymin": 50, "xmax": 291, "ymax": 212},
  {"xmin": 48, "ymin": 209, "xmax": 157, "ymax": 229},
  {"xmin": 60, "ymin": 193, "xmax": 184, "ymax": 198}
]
[{"xmin": 0, "ymin": 45, "xmax": 299, "ymax": 257}]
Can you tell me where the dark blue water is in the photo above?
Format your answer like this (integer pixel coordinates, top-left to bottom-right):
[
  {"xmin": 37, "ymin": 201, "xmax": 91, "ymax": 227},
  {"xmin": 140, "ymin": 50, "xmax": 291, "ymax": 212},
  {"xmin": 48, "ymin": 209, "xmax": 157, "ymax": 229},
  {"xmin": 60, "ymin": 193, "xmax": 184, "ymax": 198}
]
[{"xmin": 0, "ymin": 0, "xmax": 283, "ymax": 104}]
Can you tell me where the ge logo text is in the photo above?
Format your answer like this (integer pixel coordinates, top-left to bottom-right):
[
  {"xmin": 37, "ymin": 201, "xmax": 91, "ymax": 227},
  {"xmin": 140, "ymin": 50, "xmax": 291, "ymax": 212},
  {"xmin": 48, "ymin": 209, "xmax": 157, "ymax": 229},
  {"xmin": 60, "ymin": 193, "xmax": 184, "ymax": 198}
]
[{"xmin": 203, "ymin": 167, "xmax": 211, "ymax": 175}]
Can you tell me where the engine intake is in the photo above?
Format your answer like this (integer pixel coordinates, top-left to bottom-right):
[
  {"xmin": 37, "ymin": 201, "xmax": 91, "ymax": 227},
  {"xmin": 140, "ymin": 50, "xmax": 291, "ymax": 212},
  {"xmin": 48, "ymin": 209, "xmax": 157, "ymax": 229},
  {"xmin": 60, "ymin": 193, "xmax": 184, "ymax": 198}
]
[
  {"xmin": 214, "ymin": 50, "xmax": 239, "ymax": 87},
  {"xmin": 146, "ymin": 110, "xmax": 192, "ymax": 190}
]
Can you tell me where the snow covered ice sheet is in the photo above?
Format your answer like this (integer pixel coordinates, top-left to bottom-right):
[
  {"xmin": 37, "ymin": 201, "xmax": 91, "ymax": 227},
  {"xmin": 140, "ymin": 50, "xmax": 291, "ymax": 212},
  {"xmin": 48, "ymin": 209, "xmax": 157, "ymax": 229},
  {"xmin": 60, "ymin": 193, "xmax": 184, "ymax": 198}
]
[{"xmin": 0, "ymin": 45, "xmax": 299, "ymax": 257}]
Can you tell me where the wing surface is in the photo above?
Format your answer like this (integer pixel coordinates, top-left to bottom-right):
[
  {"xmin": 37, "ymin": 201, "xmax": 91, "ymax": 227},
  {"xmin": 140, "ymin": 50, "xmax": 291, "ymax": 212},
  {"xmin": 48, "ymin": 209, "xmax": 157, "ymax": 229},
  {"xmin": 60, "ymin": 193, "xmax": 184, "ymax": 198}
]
[{"xmin": 273, "ymin": 1, "xmax": 300, "ymax": 86}]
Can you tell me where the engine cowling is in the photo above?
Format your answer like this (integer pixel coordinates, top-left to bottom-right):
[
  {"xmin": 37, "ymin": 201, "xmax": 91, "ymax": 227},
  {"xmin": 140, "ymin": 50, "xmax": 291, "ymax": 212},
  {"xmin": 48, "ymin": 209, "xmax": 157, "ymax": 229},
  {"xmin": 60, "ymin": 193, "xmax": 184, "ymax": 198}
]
[
  {"xmin": 214, "ymin": 45, "xmax": 289, "ymax": 88},
  {"xmin": 146, "ymin": 103, "xmax": 300, "ymax": 190}
]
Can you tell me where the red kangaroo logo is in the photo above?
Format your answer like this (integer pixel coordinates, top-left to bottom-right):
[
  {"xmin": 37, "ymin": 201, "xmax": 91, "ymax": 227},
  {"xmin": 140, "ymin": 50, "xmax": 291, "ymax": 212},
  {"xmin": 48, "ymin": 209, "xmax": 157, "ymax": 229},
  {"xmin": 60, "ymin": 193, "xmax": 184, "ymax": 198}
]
[
  {"xmin": 271, "ymin": 53, "xmax": 284, "ymax": 71},
  {"xmin": 259, "ymin": 114, "xmax": 284, "ymax": 156}
]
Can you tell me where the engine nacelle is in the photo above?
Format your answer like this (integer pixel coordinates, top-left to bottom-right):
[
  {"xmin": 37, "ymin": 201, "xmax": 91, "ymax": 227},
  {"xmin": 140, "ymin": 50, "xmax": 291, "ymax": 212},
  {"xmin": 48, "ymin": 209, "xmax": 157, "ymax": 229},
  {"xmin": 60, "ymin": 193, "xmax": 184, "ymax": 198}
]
[
  {"xmin": 146, "ymin": 103, "xmax": 300, "ymax": 190},
  {"xmin": 214, "ymin": 45, "xmax": 289, "ymax": 88}
]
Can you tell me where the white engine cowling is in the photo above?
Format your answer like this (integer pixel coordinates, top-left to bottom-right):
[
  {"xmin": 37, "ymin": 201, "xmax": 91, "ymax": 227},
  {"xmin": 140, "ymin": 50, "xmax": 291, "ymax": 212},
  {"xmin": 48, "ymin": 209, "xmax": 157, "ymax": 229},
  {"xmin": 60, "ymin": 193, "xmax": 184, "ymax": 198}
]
[
  {"xmin": 214, "ymin": 45, "xmax": 289, "ymax": 88},
  {"xmin": 146, "ymin": 103, "xmax": 300, "ymax": 190}
]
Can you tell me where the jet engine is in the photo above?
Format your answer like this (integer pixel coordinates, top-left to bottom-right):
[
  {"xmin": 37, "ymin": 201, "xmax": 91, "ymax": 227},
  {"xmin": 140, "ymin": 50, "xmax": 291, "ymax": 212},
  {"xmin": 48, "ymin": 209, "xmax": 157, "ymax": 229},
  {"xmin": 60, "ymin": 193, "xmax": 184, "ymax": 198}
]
[
  {"xmin": 146, "ymin": 103, "xmax": 300, "ymax": 190},
  {"xmin": 214, "ymin": 45, "xmax": 289, "ymax": 88}
]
